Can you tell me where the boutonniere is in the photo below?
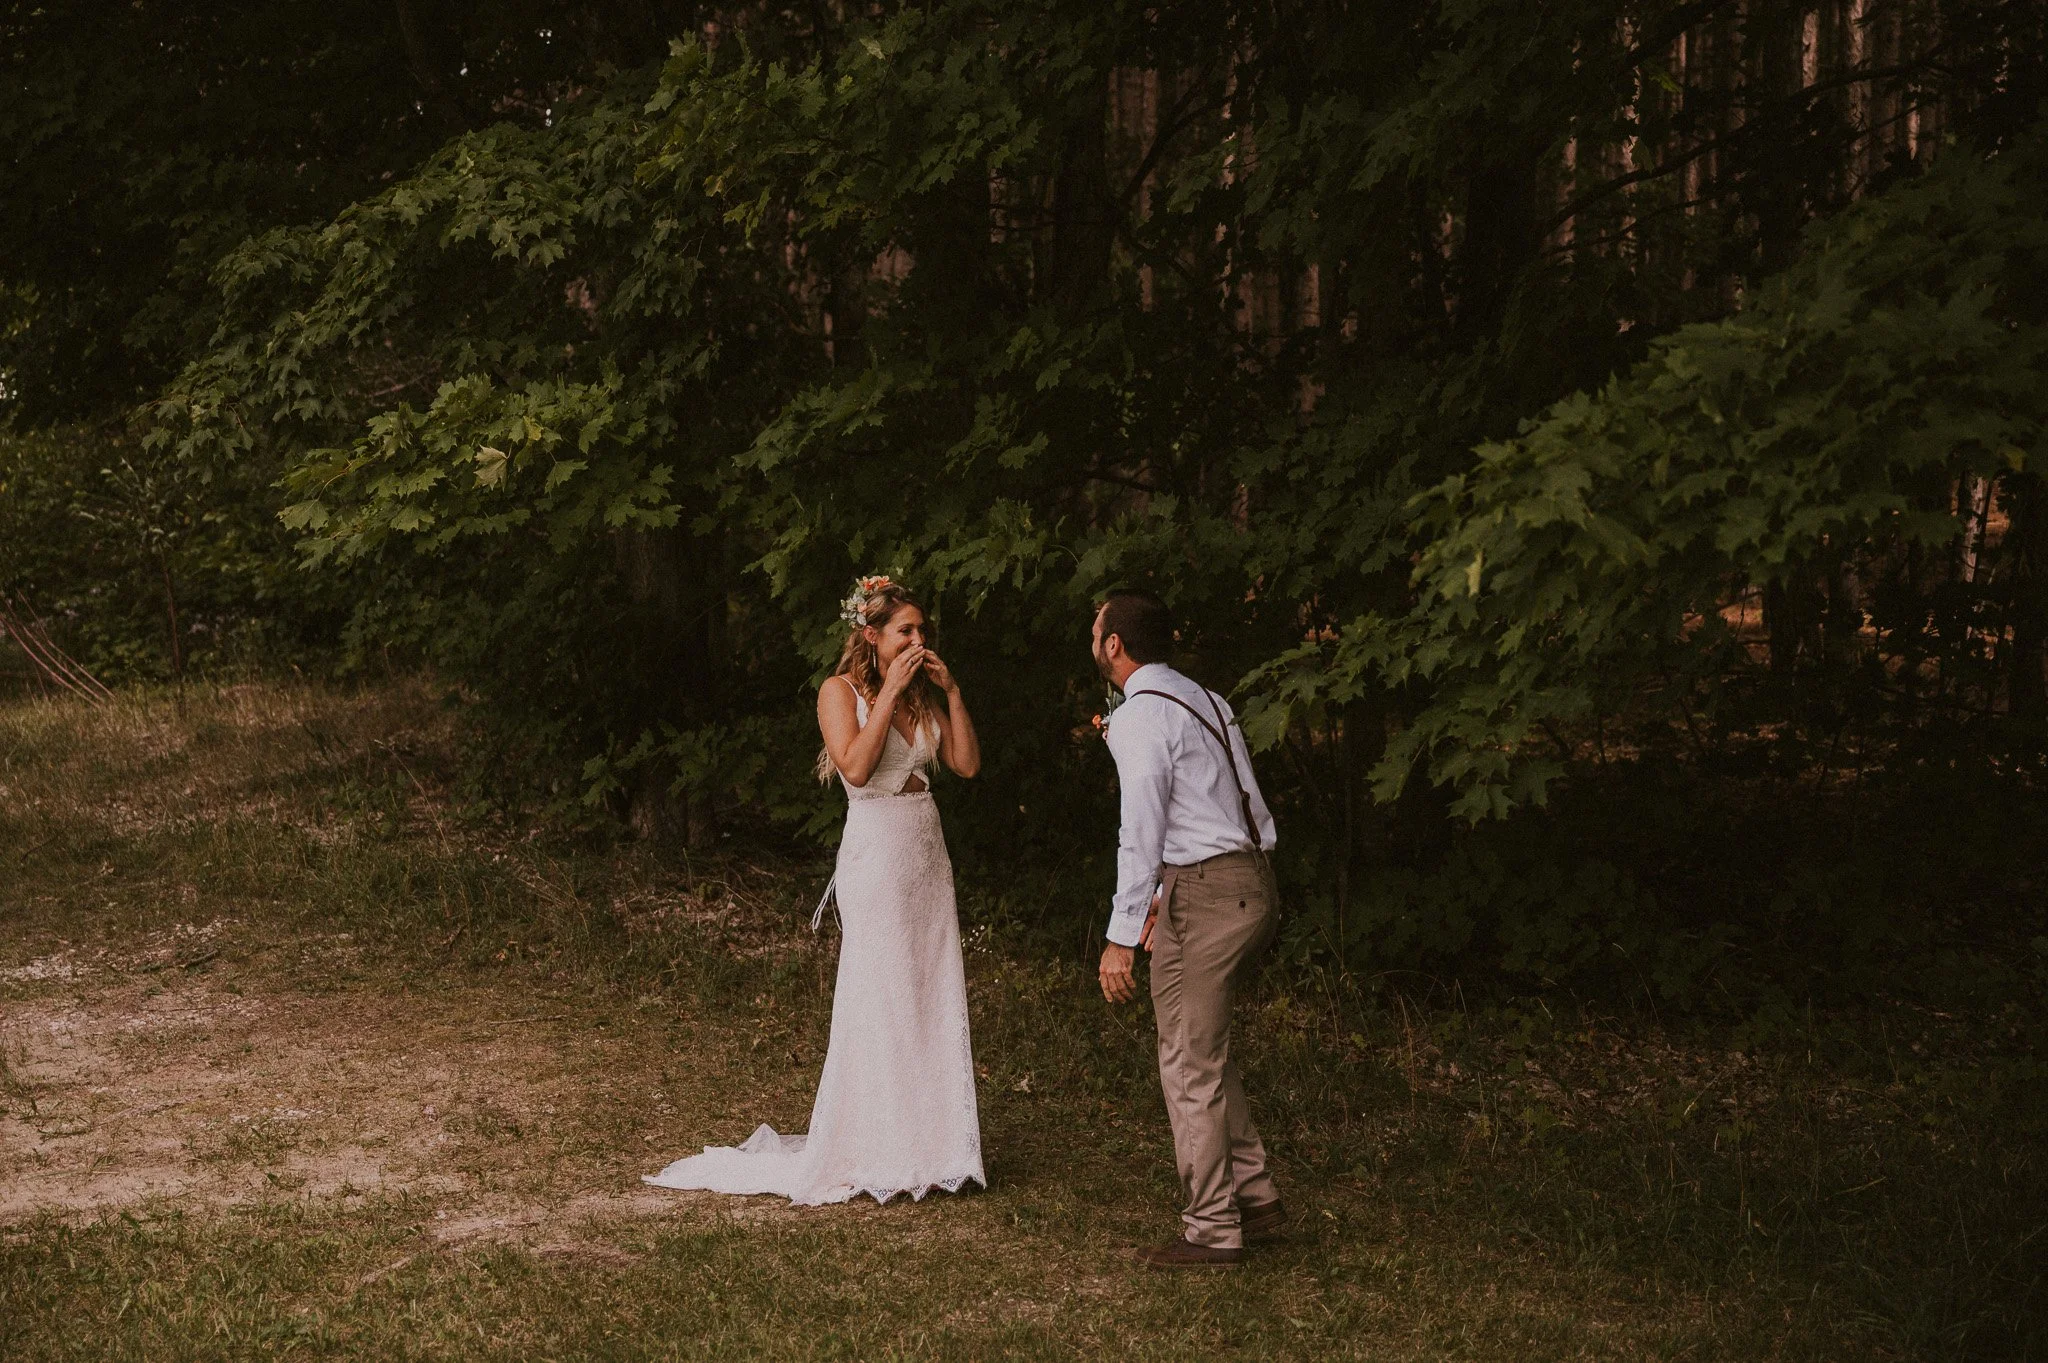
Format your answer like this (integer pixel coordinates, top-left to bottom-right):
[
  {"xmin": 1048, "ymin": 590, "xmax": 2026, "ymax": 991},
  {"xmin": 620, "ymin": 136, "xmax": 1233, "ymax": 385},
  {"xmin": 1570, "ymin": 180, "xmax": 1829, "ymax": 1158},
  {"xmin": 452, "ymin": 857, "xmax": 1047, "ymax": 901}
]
[{"xmin": 1092, "ymin": 683, "xmax": 1125, "ymax": 741}]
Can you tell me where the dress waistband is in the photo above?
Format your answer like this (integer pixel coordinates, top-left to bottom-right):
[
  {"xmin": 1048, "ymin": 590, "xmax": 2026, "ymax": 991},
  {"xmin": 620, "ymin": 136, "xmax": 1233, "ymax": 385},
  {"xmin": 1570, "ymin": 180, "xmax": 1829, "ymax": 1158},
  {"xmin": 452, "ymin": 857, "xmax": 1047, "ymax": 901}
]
[{"xmin": 846, "ymin": 788, "xmax": 935, "ymax": 804}]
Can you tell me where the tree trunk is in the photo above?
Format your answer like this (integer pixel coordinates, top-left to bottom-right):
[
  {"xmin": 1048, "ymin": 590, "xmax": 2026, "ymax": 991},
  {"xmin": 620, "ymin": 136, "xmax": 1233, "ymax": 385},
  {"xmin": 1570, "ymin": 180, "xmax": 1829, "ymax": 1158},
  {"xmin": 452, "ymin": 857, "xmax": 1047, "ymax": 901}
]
[
  {"xmin": 1764, "ymin": 575, "xmax": 1823, "ymax": 675},
  {"xmin": 1821, "ymin": 555, "xmax": 1863, "ymax": 669},
  {"xmin": 1456, "ymin": 153, "xmax": 1539, "ymax": 338},
  {"xmin": 1335, "ymin": 697, "xmax": 1386, "ymax": 965},
  {"xmin": 615, "ymin": 524, "xmax": 726, "ymax": 847},
  {"xmin": 158, "ymin": 550, "xmax": 183, "ymax": 680},
  {"xmin": 2003, "ymin": 474, "xmax": 2048, "ymax": 718},
  {"xmin": 1044, "ymin": 75, "xmax": 1114, "ymax": 319},
  {"xmin": 824, "ymin": 262, "xmax": 867, "ymax": 368}
]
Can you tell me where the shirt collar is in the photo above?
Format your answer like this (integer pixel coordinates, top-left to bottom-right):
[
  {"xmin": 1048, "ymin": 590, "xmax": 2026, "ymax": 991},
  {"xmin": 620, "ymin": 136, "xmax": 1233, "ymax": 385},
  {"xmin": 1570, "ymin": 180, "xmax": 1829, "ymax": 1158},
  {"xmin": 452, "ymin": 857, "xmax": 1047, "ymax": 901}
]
[{"xmin": 1122, "ymin": 662, "xmax": 1173, "ymax": 695}]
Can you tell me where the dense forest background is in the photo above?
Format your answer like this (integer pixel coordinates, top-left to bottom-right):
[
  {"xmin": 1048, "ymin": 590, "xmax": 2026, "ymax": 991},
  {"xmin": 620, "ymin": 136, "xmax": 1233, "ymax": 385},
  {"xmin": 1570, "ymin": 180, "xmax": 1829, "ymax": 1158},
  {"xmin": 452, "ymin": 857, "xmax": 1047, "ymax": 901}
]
[{"xmin": 4, "ymin": 0, "xmax": 2046, "ymax": 1013}]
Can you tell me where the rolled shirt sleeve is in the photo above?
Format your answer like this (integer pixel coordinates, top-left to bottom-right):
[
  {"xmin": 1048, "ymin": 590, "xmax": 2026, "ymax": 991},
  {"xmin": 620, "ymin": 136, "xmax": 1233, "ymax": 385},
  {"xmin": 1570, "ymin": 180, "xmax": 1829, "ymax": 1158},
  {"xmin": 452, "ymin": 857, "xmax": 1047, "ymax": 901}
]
[{"xmin": 1104, "ymin": 702, "xmax": 1172, "ymax": 946}]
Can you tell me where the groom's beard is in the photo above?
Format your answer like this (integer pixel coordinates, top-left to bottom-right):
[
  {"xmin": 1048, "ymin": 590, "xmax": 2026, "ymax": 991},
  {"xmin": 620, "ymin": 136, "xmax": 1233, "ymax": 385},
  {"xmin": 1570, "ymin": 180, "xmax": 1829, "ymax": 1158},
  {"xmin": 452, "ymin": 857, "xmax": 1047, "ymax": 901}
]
[{"xmin": 1092, "ymin": 642, "xmax": 1114, "ymax": 683}]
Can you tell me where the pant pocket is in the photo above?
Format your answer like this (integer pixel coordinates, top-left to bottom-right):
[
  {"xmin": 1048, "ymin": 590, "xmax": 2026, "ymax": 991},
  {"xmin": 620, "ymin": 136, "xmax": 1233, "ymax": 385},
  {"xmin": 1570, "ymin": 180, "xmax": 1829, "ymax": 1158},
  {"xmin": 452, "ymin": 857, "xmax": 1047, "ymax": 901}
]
[{"xmin": 1210, "ymin": 861, "xmax": 1269, "ymax": 911}]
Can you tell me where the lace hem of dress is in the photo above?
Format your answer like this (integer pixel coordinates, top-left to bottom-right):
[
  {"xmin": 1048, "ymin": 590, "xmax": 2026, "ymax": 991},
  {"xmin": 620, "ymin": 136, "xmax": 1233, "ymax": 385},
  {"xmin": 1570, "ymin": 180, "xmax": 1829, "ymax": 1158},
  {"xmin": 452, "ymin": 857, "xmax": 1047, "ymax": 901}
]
[
  {"xmin": 828, "ymin": 1172, "xmax": 985, "ymax": 1206},
  {"xmin": 638, "ymin": 1170, "xmax": 983, "ymax": 1207}
]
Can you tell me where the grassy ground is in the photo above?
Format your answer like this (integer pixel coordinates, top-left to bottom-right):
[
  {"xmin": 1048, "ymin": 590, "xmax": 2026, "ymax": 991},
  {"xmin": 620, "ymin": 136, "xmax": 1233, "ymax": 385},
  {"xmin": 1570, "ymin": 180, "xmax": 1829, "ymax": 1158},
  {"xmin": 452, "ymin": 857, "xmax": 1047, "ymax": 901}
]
[{"xmin": 0, "ymin": 681, "xmax": 2042, "ymax": 1361}]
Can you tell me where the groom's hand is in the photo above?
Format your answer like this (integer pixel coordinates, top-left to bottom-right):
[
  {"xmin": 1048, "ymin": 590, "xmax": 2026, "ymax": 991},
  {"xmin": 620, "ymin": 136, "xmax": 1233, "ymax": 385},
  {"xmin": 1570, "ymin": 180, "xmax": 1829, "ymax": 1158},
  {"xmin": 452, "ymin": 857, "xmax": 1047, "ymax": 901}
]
[
  {"xmin": 1139, "ymin": 885, "xmax": 1161, "ymax": 952},
  {"xmin": 1099, "ymin": 942, "xmax": 1139, "ymax": 1004}
]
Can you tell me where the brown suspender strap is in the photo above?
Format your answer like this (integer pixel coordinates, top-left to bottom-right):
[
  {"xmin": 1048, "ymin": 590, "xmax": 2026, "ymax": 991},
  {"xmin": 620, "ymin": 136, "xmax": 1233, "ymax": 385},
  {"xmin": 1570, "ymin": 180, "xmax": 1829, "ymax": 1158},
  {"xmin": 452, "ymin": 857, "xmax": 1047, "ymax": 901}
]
[{"xmin": 1127, "ymin": 688, "xmax": 1264, "ymax": 850}]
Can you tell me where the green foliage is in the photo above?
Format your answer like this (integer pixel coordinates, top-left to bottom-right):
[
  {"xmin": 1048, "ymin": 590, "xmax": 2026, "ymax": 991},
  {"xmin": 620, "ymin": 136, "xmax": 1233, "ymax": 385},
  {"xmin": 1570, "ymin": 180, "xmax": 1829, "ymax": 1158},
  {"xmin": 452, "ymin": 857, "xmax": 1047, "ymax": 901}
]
[
  {"xmin": 9, "ymin": 1, "xmax": 2048, "ymax": 1000},
  {"xmin": 1284, "ymin": 751, "xmax": 2048, "ymax": 1014},
  {"xmin": 0, "ymin": 1, "xmax": 712, "ymax": 426},
  {"xmin": 1251, "ymin": 132, "xmax": 2048, "ymax": 819},
  {"xmin": 0, "ymin": 3, "xmax": 713, "ymax": 679},
  {"xmin": 0, "ymin": 427, "xmax": 341, "ymax": 680}
]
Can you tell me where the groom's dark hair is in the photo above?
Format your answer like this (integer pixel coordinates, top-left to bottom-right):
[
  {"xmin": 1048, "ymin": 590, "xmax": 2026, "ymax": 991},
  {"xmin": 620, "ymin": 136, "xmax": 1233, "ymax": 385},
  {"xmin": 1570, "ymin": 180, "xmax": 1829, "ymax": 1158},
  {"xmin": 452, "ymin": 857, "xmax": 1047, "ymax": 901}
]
[{"xmin": 1099, "ymin": 589, "xmax": 1174, "ymax": 664}]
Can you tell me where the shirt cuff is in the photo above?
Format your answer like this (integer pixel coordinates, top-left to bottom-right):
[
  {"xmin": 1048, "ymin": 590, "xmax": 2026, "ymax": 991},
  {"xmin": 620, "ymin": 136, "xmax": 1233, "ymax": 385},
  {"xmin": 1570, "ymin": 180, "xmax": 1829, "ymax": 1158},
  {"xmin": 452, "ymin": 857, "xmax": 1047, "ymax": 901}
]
[{"xmin": 1104, "ymin": 911, "xmax": 1145, "ymax": 948}]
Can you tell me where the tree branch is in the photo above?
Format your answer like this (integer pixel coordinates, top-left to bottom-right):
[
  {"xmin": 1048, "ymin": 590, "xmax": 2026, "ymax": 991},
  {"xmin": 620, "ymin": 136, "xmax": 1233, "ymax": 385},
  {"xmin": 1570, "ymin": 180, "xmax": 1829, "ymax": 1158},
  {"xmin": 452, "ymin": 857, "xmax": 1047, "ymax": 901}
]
[{"xmin": 394, "ymin": 0, "xmax": 447, "ymax": 102}]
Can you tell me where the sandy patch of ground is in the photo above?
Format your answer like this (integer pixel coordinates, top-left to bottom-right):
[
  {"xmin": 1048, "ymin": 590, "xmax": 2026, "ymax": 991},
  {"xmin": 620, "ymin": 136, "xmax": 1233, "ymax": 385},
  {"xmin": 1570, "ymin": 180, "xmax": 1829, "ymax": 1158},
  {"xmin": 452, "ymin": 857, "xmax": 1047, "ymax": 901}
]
[{"xmin": 0, "ymin": 923, "xmax": 786, "ymax": 1247}]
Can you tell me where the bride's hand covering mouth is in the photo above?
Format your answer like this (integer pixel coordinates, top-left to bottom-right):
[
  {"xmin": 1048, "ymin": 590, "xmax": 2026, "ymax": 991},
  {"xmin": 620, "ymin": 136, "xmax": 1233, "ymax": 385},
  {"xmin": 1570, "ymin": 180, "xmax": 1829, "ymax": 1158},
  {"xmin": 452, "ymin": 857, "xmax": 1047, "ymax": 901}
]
[
  {"xmin": 881, "ymin": 643, "xmax": 926, "ymax": 699},
  {"xmin": 920, "ymin": 649, "xmax": 958, "ymax": 694}
]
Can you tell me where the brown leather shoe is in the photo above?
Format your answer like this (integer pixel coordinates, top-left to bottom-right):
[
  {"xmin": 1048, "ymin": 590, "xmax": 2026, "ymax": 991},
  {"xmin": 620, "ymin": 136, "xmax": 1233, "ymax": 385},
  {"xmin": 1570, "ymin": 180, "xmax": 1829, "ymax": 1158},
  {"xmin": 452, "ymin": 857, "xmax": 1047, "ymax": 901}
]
[
  {"xmin": 1132, "ymin": 1237, "xmax": 1244, "ymax": 1270},
  {"xmin": 1239, "ymin": 1198, "xmax": 1290, "ymax": 1242}
]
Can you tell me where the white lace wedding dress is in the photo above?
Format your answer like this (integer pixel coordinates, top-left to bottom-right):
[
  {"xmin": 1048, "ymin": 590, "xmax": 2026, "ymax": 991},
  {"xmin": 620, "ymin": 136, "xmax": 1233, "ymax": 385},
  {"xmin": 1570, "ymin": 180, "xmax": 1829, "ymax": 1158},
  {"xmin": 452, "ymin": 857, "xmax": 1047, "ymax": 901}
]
[{"xmin": 643, "ymin": 684, "xmax": 985, "ymax": 1205}]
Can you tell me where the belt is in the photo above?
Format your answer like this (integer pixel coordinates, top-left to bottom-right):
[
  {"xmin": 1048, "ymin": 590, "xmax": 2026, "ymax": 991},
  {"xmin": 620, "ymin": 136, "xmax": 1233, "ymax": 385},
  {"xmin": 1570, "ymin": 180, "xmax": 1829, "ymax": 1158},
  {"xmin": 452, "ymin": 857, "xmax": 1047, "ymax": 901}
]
[{"xmin": 1164, "ymin": 847, "xmax": 1265, "ymax": 873}]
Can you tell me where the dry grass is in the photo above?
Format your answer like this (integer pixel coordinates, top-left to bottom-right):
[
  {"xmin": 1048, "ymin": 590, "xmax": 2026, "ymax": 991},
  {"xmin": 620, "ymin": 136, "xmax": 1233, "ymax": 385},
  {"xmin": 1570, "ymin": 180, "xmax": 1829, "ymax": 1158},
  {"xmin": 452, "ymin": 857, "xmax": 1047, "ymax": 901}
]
[{"xmin": 0, "ymin": 680, "xmax": 2042, "ymax": 1361}]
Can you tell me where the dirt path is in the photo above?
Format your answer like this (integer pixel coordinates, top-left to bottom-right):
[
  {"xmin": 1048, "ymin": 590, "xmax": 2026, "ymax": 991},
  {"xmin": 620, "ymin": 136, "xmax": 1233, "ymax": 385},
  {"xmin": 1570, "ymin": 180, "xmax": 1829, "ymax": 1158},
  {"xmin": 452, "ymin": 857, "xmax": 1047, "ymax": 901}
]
[
  {"xmin": 0, "ymin": 683, "xmax": 869, "ymax": 1260},
  {"xmin": 0, "ymin": 919, "xmax": 817, "ymax": 1254}
]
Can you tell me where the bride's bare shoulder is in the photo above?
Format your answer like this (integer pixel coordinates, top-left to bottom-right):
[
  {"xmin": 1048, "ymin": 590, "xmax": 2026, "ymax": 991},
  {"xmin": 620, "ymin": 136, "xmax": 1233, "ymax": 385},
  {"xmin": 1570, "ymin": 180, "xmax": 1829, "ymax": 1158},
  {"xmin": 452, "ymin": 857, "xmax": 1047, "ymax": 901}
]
[{"xmin": 817, "ymin": 674, "xmax": 861, "ymax": 712}]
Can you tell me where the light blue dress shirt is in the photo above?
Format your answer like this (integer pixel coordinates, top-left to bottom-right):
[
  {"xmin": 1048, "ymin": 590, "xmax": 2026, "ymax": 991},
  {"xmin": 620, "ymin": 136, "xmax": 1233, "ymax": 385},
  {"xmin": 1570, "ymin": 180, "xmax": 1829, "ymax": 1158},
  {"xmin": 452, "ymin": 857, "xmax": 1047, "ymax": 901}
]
[{"xmin": 1102, "ymin": 663, "xmax": 1278, "ymax": 946}]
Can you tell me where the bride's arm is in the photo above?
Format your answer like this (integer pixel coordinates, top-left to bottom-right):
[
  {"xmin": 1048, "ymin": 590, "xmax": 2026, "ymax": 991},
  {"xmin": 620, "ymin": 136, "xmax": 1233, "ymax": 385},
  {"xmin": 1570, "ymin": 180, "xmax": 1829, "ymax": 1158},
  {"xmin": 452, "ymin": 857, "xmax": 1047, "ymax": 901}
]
[
  {"xmin": 923, "ymin": 652, "xmax": 980, "ymax": 778},
  {"xmin": 817, "ymin": 681, "xmax": 890, "ymax": 788},
  {"xmin": 818, "ymin": 647, "xmax": 925, "ymax": 786}
]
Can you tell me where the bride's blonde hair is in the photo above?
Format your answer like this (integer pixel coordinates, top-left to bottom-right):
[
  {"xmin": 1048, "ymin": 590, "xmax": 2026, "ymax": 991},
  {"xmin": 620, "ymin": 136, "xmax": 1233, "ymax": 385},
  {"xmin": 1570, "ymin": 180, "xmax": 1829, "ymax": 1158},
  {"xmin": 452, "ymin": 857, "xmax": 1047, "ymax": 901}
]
[{"xmin": 815, "ymin": 582, "xmax": 943, "ymax": 783}]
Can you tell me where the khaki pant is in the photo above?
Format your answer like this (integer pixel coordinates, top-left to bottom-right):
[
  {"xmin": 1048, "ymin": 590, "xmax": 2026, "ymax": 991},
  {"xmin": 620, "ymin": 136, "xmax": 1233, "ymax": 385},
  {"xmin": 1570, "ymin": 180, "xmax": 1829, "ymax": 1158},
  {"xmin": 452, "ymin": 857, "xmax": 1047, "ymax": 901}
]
[{"xmin": 1151, "ymin": 850, "xmax": 1280, "ymax": 1249}]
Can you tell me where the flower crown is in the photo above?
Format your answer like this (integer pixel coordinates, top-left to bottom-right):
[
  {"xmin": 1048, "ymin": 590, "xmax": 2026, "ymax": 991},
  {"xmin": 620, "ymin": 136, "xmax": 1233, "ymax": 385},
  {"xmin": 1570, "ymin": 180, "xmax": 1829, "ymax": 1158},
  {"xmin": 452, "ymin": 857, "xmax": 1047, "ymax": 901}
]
[{"xmin": 839, "ymin": 574, "xmax": 895, "ymax": 630}]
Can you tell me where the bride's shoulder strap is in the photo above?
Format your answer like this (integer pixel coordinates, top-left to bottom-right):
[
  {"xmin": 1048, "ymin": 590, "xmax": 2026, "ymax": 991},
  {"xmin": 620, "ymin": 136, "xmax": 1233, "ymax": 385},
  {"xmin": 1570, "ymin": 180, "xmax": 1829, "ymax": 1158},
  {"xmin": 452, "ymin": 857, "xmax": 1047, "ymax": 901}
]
[{"xmin": 826, "ymin": 673, "xmax": 868, "ymax": 720}]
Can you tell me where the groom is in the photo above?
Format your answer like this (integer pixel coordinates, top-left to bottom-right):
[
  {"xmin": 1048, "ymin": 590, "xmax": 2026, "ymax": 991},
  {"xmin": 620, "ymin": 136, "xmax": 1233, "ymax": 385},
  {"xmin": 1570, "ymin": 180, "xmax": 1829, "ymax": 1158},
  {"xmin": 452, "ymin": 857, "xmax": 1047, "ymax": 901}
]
[{"xmin": 1092, "ymin": 590, "xmax": 1286, "ymax": 1269}]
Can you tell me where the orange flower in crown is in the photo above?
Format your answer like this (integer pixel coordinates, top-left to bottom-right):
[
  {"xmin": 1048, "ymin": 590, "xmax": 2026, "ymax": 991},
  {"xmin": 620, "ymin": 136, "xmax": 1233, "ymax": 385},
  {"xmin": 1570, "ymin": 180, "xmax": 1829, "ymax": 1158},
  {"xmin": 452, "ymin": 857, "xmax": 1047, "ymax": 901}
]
[{"xmin": 839, "ymin": 574, "xmax": 895, "ymax": 629}]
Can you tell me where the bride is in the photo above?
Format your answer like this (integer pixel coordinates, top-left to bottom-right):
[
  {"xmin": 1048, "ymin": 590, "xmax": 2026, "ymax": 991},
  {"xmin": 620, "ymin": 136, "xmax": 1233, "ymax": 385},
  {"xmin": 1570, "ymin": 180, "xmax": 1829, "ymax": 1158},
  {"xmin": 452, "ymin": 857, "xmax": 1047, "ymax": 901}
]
[{"xmin": 644, "ymin": 576, "xmax": 987, "ymax": 1205}]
